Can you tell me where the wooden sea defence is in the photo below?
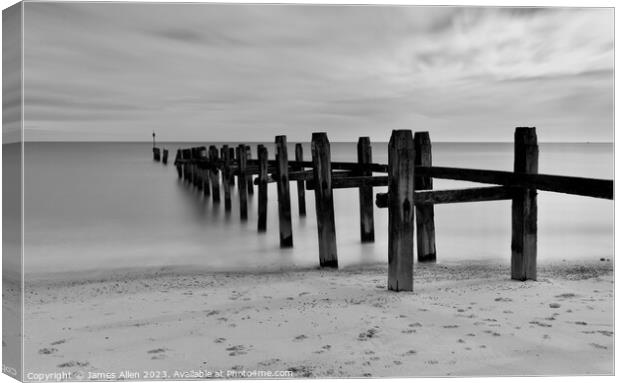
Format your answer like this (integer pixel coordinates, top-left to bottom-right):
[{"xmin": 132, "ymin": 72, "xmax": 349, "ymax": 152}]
[{"xmin": 171, "ymin": 127, "xmax": 613, "ymax": 292}]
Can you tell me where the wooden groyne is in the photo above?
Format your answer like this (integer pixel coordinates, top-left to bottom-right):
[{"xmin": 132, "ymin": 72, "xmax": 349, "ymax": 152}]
[{"xmin": 171, "ymin": 128, "xmax": 613, "ymax": 292}]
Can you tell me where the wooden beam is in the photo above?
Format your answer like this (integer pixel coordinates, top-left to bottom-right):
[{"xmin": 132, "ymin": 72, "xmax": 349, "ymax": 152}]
[
  {"xmin": 276, "ymin": 136, "xmax": 293, "ymax": 247},
  {"xmin": 388, "ymin": 130, "xmax": 415, "ymax": 292},
  {"xmin": 311, "ymin": 132, "xmax": 338, "ymax": 268},
  {"xmin": 414, "ymin": 132, "xmax": 436, "ymax": 263},
  {"xmin": 376, "ymin": 186, "xmax": 515, "ymax": 208},
  {"xmin": 306, "ymin": 176, "xmax": 388, "ymax": 190},
  {"xmin": 512, "ymin": 127, "xmax": 538, "ymax": 281},
  {"xmin": 357, "ymin": 137, "xmax": 374, "ymax": 243},
  {"xmin": 417, "ymin": 166, "xmax": 612, "ymax": 200}
]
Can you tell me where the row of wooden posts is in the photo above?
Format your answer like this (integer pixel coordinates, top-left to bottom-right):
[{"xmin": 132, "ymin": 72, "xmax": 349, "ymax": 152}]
[
  {"xmin": 153, "ymin": 147, "xmax": 169, "ymax": 164},
  {"xmin": 170, "ymin": 128, "xmax": 613, "ymax": 292}
]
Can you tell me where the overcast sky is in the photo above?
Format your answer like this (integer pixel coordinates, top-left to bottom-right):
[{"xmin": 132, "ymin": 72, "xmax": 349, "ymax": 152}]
[{"xmin": 18, "ymin": 3, "xmax": 613, "ymax": 142}]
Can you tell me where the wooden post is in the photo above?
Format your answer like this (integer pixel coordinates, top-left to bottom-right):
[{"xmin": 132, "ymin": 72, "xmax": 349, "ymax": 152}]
[
  {"xmin": 311, "ymin": 133, "xmax": 337, "ymax": 267},
  {"xmin": 414, "ymin": 132, "xmax": 436, "ymax": 262},
  {"xmin": 229, "ymin": 147, "xmax": 236, "ymax": 186},
  {"xmin": 511, "ymin": 127, "xmax": 538, "ymax": 281},
  {"xmin": 246, "ymin": 145, "xmax": 254, "ymax": 196},
  {"xmin": 162, "ymin": 149, "xmax": 168, "ymax": 165},
  {"xmin": 357, "ymin": 137, "xmax": 374, "ymax": 242},
  {"xmin": 182, "ymin": 149, "xmax": 191, "ymax": 181},
  {"xmin": 257, "ymin": 145, "xmax": 268, "ymax": 232},
  {"xmin": 222, "ymin": 145, "xmax": 232, "ymax": 211},
  {"xmin": 209, "ymin": 146, "xmax": 221, "ymax": 203},
  {"xmin": 295, "ymin": 143, "xmax": 307, "ymax": 216},
  {"xmin": 175, "ymin": 149, "xmax": 182, "ymax": 178},
  {"xmin": 276, "ymin": 136, "xmax": 293, "ymax": 247},
  {"xmin": 195, "ymin": 147, "xmax": 205, "ymax": 191},
  {"xmin": 237, "ymin": 145, "xmax": 248, "ymax": 220},
  {"xmin": 202, "ymin": 147, "xmax": 211, "ymax": 196},
  {"xmin": 388, "ymin": 130, "xmax": 415, "ymax": 292},
  {"xmin": 153, "ymin": 147, "xmax": 160, "ymax": 161}
]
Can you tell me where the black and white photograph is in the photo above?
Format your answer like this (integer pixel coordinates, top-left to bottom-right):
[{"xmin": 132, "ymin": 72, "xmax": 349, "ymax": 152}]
[{"xmin": 1, "ymin": 0, "xmax": 615, "ymax": 380}]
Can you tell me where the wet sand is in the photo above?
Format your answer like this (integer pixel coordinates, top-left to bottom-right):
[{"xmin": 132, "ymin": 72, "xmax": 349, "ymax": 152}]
[{"xmin": 23, "ymin": 260, "xmax": 613, "ymax": 379}]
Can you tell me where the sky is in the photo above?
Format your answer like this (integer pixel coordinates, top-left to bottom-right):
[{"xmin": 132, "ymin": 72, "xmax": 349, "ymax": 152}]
[{"xmin": 11, "ymin": 2, "xmax": 615, "ymax": 142}]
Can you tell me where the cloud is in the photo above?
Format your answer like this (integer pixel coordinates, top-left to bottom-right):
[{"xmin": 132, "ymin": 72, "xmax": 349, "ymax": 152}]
[{"xmin": 20, "ymin": 3, "xmax": 613, "ymax": 142}]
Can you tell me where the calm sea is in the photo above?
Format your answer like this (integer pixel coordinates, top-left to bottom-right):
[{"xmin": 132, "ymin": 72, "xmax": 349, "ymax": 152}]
[{"xmin": 22, "ymin": 142, "xmax": 613, "ymax": 276}]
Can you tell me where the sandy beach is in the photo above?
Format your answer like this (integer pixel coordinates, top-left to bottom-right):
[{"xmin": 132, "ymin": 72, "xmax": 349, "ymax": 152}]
[{"xmin": 21, "ymin": 259, "xmax": 613, "ymax": 379}]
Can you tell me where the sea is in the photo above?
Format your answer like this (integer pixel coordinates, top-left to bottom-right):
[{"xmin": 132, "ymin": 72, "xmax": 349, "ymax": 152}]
[{"xmin": 20, "ymin": 142, "xmax": 613, "ymax": 276}]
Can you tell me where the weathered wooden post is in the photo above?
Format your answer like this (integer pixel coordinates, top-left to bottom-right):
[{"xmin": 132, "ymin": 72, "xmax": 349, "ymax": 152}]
[
  {"xmin": 191, "ymin": 148, "xmax": 199, "ymax": 187},
  {"xmin": 209, "ymin": 146, "xmax": 221, "ymax": 203},
  {"xmin": 175, "ymin": 149, "xmax": 182, "ymax": 178},
  {"xmin": 196, "ymin": 147, "xmax": 206, "ymax": 191},
  {"xmin": 153, "ymin": 148, "xmax": 161, "ymax": 161},
  {"xmin": 246, "ymin": 145, "xmax": 254, "ymax": 196},
  {"xmin": 357, "ymin": 137, "xmax": 374, "ymax": 242},
  {"xmin": 388, "ymin": 130, "xmax": 415, "ymax": 292},
  {"xmin": 182, "ymin": 149, "xmax": 191, "ymax": 181},
  {"xmin": 222, "ymin": 145, "xmax": 232, "ymax": 211},
  {"xmin": 311, "ymin": 133, "xmax": 338, "ymax": 267},
  {"xmin": 237, "ymin": 145, "xmax": 248, "ymax": 220},
  {"xmin": 162, "ymin": 149, "xmax": 168, "ymax": 165},
  {"xmin": 276, "ymin": 136, "xmax": 293, "ymax": 247},
  {"xmin": 229, "ymin": 147, "xmax": 236, "ymax": 186},
  {"xmin": 295, "ymin": 143, "xmax": 307, "ymax": 216},
  {"xmin": 511, "ymin": 127, "xmax": 538, "ymax": 281},
  {"xmin": 257, "ymin": 145, "xmax": 269, "ymax": 232},
  {"xmin": 414, "ymin": 132, "xmax": 436, "ymax": 262},
  {"xmin": 202, "ymin": 147, "xmax": 211, "ymax": 196}
]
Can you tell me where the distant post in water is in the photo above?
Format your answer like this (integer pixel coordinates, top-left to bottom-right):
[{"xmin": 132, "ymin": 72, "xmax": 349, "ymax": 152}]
[
  {"xmin": 414, "ymin": 132, "xmax": 436, "ymax": 262},
  {"xmin": 175, "ymin": 149, "xmax": 182, "ymax": 178},
  {"xmin": 182, "ymin": 149, "xmax": 191, "ymax": 181},
  {"xmin": 387, "ymin": 130, "xmax": 415, "ymax": 292},
  {"xmin": 357, "ymin": 137, "xmax": 374, "ymax": 242},
  {"xmin": 311, "ymin": 133, "xmax": 338, "ymax": 267},
  {"xmin": 257, "ymin": 145, "xmax": 269, "ymax": 232},
  {"xmin": 194, "ymin": 147, "xmax": 203, "ymax": 190},
  {"xmin": 162, "ymin": 149, "xmax": 168, "ymax": 165},
  {"xmin": 237, "ymin": 145, "xmax": 248, "ymax": 220},
  {"xmin": 209, "ymin": 146, "xmax": 221, "ymax": 203},
  {"xmin": 295, "ymin": 143, "xmax": 307, "ymax": 216},
  {"xmin": 511, "ymin": 127, "xmax": 538, "ymax": 281},
  {"xmin": 202, "ymin": 147, "xmax": 211, "ymax": 196},
  {"xmin": 246, "ymin": 145, "xmax": 254, "ymax": 196},
  {"xmin": 275, "ymin": 136, "xmax": 293, "ymax": 247},
  {"xmin": 222, "ymin": 145, "xmax": 232, "ymax": 211},
  {"xmin": 229, "ymin": 147, "xmax": 236, "ymax": 186}
]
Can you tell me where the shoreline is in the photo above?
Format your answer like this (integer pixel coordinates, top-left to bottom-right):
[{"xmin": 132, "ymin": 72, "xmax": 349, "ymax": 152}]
[{"xmin": 23, "ymin": 259, "xmax": 613, "ymax": 378}]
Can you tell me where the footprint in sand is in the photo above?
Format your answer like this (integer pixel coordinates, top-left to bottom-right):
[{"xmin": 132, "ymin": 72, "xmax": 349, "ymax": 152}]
[
  {"xmin": 226, "ymin": 345, "xmax": 250, "ymax": 356},
  {"xmin": 293, "ymin": 334, "xmax": 308, "ymax": 341},
  {"xmin": 57, "ymin": 361, "xmax": 89, "ymax": 368},
  {"xmin": 357, "ymin": 329, "xmax": 378, "ymax": 341},
  {"xmin": 590, "ymin": 343, "xmax": 608, "ymax": 350},
  {"xmin": 214, "ymin": 338, "xmax": 226, "ymax": 343},
  {"xmin": 402, "ymin": 350, "xmax": 417, "ymax": 356},
  {"xmin": 38, "ymin": 348, "xmax": 58, "ymax": 355},
  {"xmin": 147, "ymin": 348, "xmax": 168, "ymax": 360},
  {"xmin": 50, "ymin": 339, "xmax": 66, "ymax": 346},
  {"xmin": 549, "ymin": 303, "xmax": 561, "ymax": 308},
  {"xmin": 258, "ymin": 358, "xmax": 281, "ymax": 367}
]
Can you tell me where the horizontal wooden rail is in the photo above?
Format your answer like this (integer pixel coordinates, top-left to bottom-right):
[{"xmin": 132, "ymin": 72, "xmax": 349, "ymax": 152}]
[
  {"xmin": 376, "ymin": 186, "xmax": 516, "ymax": 208},
  {"xmin": 418, "ymin": 166, "xmax": 613, "ymax": 200}
]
